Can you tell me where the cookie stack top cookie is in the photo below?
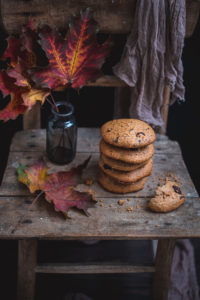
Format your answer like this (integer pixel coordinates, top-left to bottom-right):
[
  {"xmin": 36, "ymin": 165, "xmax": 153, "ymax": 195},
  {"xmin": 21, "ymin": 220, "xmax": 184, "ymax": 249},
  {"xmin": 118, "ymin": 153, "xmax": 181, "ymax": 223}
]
[{"xmin": 101, "ymin": 119, "xmax": 156, "ymax": 149}]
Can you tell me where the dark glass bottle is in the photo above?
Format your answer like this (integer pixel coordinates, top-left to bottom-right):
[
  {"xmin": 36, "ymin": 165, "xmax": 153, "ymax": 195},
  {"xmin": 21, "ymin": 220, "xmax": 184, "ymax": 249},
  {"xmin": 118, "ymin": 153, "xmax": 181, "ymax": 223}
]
[{"xmin": 46, "ymin": 101, "xmax": 77, "ymax": 164}]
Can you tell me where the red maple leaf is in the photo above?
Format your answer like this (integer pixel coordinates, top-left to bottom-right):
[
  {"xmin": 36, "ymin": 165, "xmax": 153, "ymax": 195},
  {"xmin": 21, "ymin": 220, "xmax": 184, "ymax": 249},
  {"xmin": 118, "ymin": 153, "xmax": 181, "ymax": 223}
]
[
  {"xmin": 0, "ymin": 68, "xmax": 50, "ymax": 121},
  {"xmin": 0, "ymin": 71, "xmax": 27, "ymax": 121},
  {"xmin": 0, "ymin": 20, "xmax": 51, "ymax": 121},
  {"xmin": 30, "ymin": 8, "xmax": 112, "ymax": 89},
  {"xmin": 1, "ymin": 36, "xmax": 22, "ymax": 67},
  {"xmin": 18, "ymin": 157, "xmax": 95, "ymax": 217}
]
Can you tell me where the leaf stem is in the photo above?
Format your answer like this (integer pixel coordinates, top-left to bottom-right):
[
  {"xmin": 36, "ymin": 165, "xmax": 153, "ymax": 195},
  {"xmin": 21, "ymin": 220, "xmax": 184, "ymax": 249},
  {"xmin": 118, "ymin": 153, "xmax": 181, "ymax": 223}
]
[{"xmin": 50, "ymin": 93, "xmax": 59, "ymax": 112}]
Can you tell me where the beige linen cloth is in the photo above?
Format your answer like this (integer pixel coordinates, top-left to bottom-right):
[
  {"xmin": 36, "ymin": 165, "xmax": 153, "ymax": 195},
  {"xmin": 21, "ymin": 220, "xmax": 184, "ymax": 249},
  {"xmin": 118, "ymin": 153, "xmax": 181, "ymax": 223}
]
[{"xmin": 113, "ymin": 0, "xmax": 185, "ymax": 130}]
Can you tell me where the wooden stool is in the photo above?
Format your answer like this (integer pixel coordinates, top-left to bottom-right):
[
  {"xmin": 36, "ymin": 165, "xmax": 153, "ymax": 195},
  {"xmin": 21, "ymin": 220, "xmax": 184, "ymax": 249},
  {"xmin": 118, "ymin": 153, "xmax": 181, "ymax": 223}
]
[{"xmin": 0, "ymin": 128, "xmax": 199, "ymax": 300}]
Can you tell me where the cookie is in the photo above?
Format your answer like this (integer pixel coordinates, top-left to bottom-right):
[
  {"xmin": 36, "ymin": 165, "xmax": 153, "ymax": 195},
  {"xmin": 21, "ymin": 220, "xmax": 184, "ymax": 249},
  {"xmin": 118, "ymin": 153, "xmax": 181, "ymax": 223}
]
[
  {"xmin": 99, "ymin": 170, "xmax": 148, "ymax": 194},
  {"xmin": 101, "ymin": 119, "xmax": 156, "ymax": 149},
  {"xmin": 99, "ymin": 157, "xmax": 153, "ymax": 183},
  {"xmin": 148, "ymin": 179, "xmax": 185, "ymax": 213},
  {"xmin": 101, "ymin": 153, "xmax": 148, "ymax": 172},
  {"xmin": 100, "ymin": 139, "xmax": 154, "ymax": 164}
]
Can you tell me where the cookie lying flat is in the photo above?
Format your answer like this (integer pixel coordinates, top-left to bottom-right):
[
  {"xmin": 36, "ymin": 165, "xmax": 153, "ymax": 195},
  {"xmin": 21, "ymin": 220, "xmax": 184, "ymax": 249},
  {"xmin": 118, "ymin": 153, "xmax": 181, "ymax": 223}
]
[
  {"xmin": 99, "ymin": 170, "xmax": 148, "ymax": 194},
  {"xmin": 148, "ymin": 179, "xmax": 185, "ymax": 213},
  {"xmin": 101, "ymin": 119, "xmax": 156, "ymax": 149},
  {"xmin": 99, "ymin": 157, "xmax": 152, "ymax": 183},
  {"xmin": 101, "ymin": 153, "xmax": 147, "ymax": 172},
  {"xmin": 100, "ymin": 139, "xmax": 154, "ymax": 164}
]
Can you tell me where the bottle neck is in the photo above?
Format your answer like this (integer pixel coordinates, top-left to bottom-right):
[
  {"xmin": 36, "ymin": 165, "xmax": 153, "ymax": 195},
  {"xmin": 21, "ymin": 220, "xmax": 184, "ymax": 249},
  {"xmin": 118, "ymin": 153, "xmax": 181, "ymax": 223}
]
[{"xmin": 51, "ymin": 101, "xmax": 74, "ymax": 121}]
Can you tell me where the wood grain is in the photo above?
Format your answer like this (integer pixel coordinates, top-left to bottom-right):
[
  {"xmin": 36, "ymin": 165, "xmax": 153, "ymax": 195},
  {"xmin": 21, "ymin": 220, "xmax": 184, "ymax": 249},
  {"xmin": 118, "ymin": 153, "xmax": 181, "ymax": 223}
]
[
  {"xmin": 0, "ymin": 128, "xmax": 199, "ymax": 240},
  {"xmin": 17, "ymin": 239, "xmax": 37, "ymax": 300},
  {"xmin": 23, "ymin": 102, "xmax": 41, "ymax": 130},
  {"xmin": 10, "ymin": 128, "xmax": 182, "ymax": 154},
  {"xmin": 0, "ymin": 151, "xmax": 197, "ymax": 198},
  {"xmin": 152, "ymin": 239, "xmax": 176, "ymax": 300},
  {"xmin": 158, "ymin": 85, "xmax": 171, "ymax": 135},
  {"xmin": 35, "ymin": 262, "xmax": 155, "ymax": 274},
  {"xmin": 0, "ymin": 0, "xmax": 198, "ymax": 37},
  {"xmin": 0, "ymin": 196, "xmax": 199, "ymax": 239},
  {"xmin": 86, "ymin": 75, "xmax": 127, "ymax": 87},
  {"xmin": 0, "ymin": 0, "xmax": 136, "ymax": 35}
]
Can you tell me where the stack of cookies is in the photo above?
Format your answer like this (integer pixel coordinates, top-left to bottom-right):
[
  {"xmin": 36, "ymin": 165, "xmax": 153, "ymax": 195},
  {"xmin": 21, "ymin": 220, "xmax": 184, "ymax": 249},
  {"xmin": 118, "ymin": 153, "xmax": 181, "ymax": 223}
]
[{"xmin": 98, "ymin": 119, "xmax": 156, "ymax": 193}]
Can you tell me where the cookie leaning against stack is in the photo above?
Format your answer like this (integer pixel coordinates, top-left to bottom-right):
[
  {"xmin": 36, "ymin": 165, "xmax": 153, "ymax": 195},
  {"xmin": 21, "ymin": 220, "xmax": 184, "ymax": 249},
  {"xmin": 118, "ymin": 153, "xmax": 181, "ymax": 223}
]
[{"xmin": 98, "ymin": 119, "xmax": 156, "ymax": 194}]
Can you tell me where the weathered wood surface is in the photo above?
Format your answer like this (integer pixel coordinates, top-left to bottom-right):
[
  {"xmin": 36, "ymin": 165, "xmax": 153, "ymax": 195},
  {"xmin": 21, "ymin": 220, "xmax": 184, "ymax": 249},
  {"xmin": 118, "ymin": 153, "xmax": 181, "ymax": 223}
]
[
  {"xmin": 10, "ymin": 128, "xmax": 182, "ymax": 154},
  {"xmin": 0, "ymin": 128, "xmax": 199, "ymax": 239},
  {"xmin": 17, "ymin": 239, "xmax": 37, "ymax": 300},
  {"xmin": 152, "ymin": 239, "xmax": 176, "ymax": 300},
  {"xmin": 0, "ymin": 151, "xmax": 197, "ymax": 198},
  {"xmin": 0, "ymin": 0, "xmax": 198, "ymax": 37},
  {"xmin": 0, "ymin": 0, "xmax": 136, "ymax": 35},
  {"xmin": 35, "ymin": 262, "xmax": 155, "ymax": 274},
  {"xmin": 0, "ymin": 195, "xmax": 199, "ymax": 239}
]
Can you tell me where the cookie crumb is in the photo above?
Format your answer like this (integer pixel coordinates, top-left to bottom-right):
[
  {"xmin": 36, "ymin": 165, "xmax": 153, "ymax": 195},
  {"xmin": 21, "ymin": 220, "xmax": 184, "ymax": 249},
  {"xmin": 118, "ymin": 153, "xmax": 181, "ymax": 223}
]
[
  {"xmin": 127, "ymin": 206, "xmax": 134, "ymax": 212},
  {"xmin": 85, "ymin": 178, "xmax": 94, "ymax": 186},
  {"xmin": 118, "ymin": 199, "xmax": 126, "ymax": 206}
]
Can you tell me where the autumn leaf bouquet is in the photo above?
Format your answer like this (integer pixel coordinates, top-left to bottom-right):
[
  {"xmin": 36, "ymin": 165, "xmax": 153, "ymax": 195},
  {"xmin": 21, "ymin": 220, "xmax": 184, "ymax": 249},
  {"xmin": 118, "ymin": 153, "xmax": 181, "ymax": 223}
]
[
  {"xmin": 0, "ymin": 8, "xmax": 111, "ymax": 165},
  {"xmin": 0, "ymin": 8, "xmax": 111, "ymax": 121}
]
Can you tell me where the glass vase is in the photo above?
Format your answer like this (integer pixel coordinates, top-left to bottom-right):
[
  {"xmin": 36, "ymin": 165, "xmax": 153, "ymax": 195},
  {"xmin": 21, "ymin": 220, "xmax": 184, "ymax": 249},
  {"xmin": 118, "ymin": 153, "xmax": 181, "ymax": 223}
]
[{"xmin": 46, "ymin": 101, "xmax": 77, "ymax": 164}]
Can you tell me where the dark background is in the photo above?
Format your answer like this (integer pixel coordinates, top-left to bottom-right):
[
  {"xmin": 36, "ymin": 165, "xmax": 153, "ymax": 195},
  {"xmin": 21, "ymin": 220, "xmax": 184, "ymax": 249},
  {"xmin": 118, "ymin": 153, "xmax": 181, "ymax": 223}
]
[{"xmin": 0, "ymin": 14, "xmax": 199, "ymax": 300}]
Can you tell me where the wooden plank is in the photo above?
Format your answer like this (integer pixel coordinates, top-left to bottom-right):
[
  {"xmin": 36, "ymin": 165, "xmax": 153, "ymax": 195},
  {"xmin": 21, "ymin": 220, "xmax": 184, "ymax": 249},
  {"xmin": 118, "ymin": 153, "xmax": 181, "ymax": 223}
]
[
  {"xmin": 0, "ymin": 196, "xmax": 199, "ymax": 239},
  {"xmin": 17, "ymin": 239, "xmax": 37, "ymax": 300},
  {"xmin": 0, "ymin": 151, "xmax": 198, "ymax": 198},
  {"xmin": 10, "ymin": 129, "xmax": 181, "ymax": 154},
  {"xmin": 0, "ymin": 0, "xmax": 198, "ymax": 37},
  {"xmin": 86, "ymin": 75, "xmax": 127, "ymax": 87},
  {"xmin": 35, "ymin": 262, "xmax": 155, "ymax": 274},
  {"xmin": 23, "ymin": 102, "xmax": 41, "ymax": 130},
  {"xmin": 0, "ymin": 0, "xmax": 136, "ymax": 35},
  {"xmin": 158, "ymin": 85, "xmax": 171, "ymax": 135},
  {"xmin": 186, "ymin": 0, "xmax": 200, "ymax": 38},
  {"xmin": 152, "ymin": 239, "xmax": 176, "ymax": 300}
]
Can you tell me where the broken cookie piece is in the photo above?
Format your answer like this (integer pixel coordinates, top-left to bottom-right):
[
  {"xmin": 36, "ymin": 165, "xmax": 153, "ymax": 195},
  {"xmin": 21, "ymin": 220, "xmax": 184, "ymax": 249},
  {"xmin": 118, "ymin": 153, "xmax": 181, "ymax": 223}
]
[{"xmin": 148, "ymin": 178, "xmax": 185, "ymax": 213}]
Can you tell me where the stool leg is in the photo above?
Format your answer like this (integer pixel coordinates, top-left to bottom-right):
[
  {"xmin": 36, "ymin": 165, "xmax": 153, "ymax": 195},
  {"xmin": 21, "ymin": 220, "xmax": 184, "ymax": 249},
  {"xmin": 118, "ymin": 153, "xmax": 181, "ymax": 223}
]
[
  {"xmin": 152, "ymin": 238, "xmax": 176, "ymax": 300},
  {"xmin": 17, "ymin": 239, "xmax": 37, "ymax": 300}
]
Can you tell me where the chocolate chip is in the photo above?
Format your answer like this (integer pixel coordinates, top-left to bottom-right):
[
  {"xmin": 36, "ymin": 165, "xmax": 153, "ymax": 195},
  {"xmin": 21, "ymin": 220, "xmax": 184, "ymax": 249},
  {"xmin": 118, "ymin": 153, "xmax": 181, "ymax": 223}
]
[
  {"xmin": 106, "ymin": 129, "xmax": 111, "ymax": 132},
  {"xmin": 22, "ymin": 219, "xmax": 32, "ymax": 224},
  {"xmin": 172, "ymin": 185, "xmax": 182, "ymax": 194},
  {"xmin": 113, "ymin": 137, "xmax": 119, "ymax": 143},
  {"xmin": 180, "ymin": 196, "xmax": 184, "ymax": 199},
  {"xmin": 103, "ymin": 164, "xmax": 112, "ymax": 170},
  {"xmin": 136, "ymin": 132, "xmax": 145, "ymax": 137}
]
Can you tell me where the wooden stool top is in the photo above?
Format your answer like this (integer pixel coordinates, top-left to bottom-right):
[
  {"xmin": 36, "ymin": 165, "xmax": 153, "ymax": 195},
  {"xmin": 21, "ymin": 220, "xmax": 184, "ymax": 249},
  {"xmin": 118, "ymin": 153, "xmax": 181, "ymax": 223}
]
[{"xmin": 0, "ymin": 128, "xmax": 199, "ymax": 239}]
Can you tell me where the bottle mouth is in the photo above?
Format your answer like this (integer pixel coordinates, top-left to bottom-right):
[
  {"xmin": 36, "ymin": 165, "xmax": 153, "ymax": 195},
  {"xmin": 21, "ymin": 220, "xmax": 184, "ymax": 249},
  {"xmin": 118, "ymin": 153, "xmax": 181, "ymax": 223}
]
[{"xmin": 51, "ymin": 101, "xmax": 74, "ymax": 117}]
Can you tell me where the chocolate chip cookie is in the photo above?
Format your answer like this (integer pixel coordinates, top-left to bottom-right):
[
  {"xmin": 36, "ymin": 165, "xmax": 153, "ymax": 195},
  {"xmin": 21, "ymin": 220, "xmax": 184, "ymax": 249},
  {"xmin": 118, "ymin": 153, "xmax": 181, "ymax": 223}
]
[{"xmin": 101, "ymin": 119, "xmax": 156, "ymax": 149}]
